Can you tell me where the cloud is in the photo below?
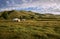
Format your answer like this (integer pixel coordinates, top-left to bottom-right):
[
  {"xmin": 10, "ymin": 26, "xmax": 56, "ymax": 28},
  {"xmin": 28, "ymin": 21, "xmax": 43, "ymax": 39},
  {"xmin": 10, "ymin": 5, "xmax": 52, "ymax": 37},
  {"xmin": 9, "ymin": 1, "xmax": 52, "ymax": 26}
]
[
  {"xmin": 0, "ymin": 0, "xmax": 60, "ymax": 14},
  {"xmin": 6, "ymin": 1, "xmax": 10, "ymax": 4}
]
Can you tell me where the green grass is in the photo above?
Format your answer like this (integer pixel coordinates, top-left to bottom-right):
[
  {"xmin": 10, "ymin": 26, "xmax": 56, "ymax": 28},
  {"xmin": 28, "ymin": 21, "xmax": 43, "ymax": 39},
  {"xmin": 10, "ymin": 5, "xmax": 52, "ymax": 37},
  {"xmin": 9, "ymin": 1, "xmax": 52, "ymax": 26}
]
[{"xmin": 0, "ymin": 20, "xmax": 60, "ymax": 39}]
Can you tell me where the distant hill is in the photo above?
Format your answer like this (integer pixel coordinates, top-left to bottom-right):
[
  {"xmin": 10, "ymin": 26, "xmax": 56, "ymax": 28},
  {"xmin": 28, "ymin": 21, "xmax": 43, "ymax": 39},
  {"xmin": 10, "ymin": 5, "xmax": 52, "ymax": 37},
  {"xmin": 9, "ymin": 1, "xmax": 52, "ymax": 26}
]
[
  {"xmin": 0, "ymin": 10, "xmax": 60, "ymax": 20},
  {"xmin": 0, "ymin": 10, "xmax": 60, "ymax": 39}
]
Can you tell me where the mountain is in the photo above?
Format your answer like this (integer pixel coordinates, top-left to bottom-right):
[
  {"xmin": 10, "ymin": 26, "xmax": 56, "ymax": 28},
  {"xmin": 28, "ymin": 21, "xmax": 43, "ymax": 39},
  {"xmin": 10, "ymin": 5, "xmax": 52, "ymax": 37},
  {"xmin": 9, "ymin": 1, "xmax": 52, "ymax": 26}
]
[
  {"xmin": 0, "ymin": 10, "xmax": 60, "ymax": 20},
  {"xmin": 0, "ymin": 10, "xmax": 60, "ymax": 39},
  {"xmin": 0, "ymin": 10, "xmax": 36, "ymax": 20}
]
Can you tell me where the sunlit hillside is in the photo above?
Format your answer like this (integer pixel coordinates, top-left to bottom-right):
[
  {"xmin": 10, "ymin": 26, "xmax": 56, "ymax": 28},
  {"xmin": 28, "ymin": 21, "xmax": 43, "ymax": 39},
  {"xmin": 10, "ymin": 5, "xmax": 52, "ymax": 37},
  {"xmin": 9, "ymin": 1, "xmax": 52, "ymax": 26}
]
[
  {"xmin": 0, "ymin": 10, "xmax": 60, "ymax": 39},
  {"xmin": 0, "ymin": 10, "xmax": 60, "ymax": 20}
]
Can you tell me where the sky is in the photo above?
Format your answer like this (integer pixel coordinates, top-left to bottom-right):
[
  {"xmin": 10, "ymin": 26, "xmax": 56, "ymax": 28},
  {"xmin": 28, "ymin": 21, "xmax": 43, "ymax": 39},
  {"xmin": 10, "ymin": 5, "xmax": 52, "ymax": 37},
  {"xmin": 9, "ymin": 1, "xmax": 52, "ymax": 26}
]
[{"xmin": 0, "ymin": 0, "xmax": 60, "ymax": 14}]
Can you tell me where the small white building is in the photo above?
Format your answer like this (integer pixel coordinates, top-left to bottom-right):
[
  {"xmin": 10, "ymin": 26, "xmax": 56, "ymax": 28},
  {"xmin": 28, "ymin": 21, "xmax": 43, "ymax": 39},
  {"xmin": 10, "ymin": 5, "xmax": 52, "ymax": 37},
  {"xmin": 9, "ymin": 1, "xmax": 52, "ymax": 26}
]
[{"xmin": 13, "ymin": 18, "xmax": 20, "ymax": 22}]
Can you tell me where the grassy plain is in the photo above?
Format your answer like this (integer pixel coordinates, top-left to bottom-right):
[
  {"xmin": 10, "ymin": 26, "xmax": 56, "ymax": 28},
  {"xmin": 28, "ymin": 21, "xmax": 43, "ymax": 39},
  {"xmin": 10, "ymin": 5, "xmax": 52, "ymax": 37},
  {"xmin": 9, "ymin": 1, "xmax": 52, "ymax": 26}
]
[{"xmin": 0, "ymin": 20, "xmax": 60, "ymax": 39}]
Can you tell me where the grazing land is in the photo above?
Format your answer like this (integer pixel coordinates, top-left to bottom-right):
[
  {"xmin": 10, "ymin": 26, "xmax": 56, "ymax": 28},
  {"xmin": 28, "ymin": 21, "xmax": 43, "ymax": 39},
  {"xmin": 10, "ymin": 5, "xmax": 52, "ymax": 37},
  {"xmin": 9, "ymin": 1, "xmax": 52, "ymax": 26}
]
[{"xmin": 0, "ymin": 10, "xmax": 60, "ymax": 39}]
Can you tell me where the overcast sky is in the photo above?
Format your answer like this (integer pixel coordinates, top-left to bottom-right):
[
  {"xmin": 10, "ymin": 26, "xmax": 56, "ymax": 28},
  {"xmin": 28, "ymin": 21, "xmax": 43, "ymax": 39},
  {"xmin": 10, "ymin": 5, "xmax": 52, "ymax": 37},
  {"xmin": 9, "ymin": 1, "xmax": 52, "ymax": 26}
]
[{"xmin": 0, "ymin": 0, "xmax": 60, "ymax": 14}]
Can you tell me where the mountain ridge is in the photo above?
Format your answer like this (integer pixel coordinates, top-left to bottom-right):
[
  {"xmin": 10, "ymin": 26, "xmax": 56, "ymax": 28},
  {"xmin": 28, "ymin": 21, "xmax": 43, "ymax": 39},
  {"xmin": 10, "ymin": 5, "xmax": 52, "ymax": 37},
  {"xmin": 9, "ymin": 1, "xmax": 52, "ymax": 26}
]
[{"xmin": 0, "ymin": 10, "xmax": 60, "ymax": 20}]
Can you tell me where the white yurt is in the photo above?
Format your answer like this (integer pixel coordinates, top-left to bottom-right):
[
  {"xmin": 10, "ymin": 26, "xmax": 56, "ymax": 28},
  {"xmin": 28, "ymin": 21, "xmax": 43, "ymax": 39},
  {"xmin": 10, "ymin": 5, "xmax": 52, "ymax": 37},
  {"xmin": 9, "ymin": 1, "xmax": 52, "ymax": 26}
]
[{"xmin": 13, "ymin": 18, "xmax": 20, "ymax": 22}]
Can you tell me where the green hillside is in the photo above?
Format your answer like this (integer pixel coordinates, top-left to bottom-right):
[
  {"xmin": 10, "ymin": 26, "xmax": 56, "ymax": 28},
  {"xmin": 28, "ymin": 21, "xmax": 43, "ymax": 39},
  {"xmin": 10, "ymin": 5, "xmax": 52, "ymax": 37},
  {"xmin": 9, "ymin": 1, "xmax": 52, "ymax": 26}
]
[
  {"xmin": 0, "ymin": 20, "xmax": 60, "ymax": 39},
  {"xmin": 0, "ymin": 10, "xmax": 60, "ymax": 39},
  {"xmin": 0, "ymin": 10, "xmax": 36, "ymax": 20},
  {"xmin": 0, "ymin": 10, "xmax": 60, "ymax": 20}
]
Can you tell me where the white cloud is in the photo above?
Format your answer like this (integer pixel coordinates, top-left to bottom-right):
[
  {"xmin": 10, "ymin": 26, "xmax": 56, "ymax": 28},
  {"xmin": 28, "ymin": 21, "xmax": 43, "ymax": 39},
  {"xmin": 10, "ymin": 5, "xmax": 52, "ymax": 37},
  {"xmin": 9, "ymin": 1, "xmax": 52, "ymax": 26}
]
[
  {"xmin": 22, "ymin": 0, "xmax": 32, "ymax": 3},
  {"xmin": 1, "ymin": 0, "xmax": 60, "ymax": 14},
  {"xmin": 22, "ymin": 0, "xmax": 27, "ymax": 3},
  {"xmin": 6, "ymin": 1, "xmax": 10, "ymax": 4}
]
